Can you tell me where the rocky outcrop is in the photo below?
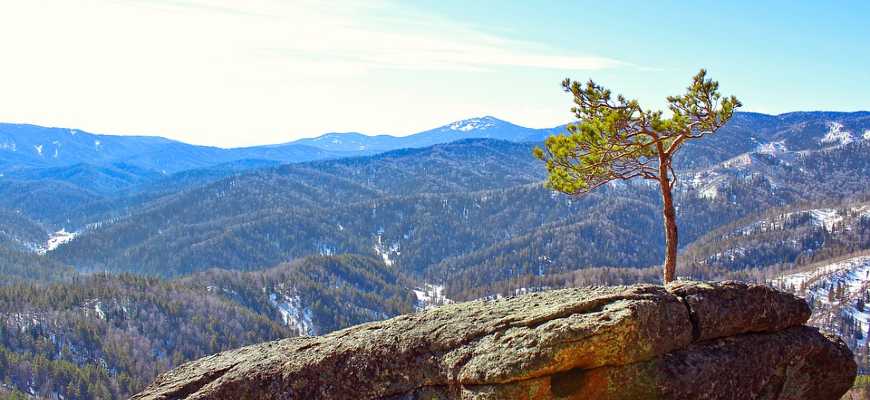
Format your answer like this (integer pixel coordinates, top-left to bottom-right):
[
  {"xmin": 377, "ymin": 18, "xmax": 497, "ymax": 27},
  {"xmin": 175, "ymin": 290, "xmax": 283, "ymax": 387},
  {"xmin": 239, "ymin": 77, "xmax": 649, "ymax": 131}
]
[{"xmin": 132, "ymin": 281, "xmax": 855, "ymax": 400}]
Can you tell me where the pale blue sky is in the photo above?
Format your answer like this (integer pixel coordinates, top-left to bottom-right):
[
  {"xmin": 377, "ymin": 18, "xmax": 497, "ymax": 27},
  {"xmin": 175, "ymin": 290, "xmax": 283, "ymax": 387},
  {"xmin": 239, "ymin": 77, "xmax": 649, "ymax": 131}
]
[{"xmin": 0, "ymin": 1, "xmax": 867, "ymax": 147}]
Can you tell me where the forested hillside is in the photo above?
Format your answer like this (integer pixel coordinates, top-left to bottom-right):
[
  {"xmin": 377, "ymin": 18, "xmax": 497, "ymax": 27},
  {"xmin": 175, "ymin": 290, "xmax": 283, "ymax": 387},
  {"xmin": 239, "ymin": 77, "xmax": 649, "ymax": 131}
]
[
  {"xmin": 48, "ymin": 116, "xmax": 870, "ymax": 292},
  {"xmin": 0, "ymin": 111, "xmax": 869, "ymax": 398},
  {"xmin": 769, "ymin": 252, "xmax": 870, "ymax": 375},
  {"xmin": 0, "ymin": 255, "xmax": 414, "ymax": 400},
  {"xmin": 0, "ymin": 273, "xmax": 288, "ymax": 399},
  {"xmin": 0, "ymin": 210, "xmax": 72, "ymax": 283},
  {"xmin": 683, "ymin": 199, "xmax": 870, "ymax": 273},
  {"xmin": 4, "ymin": 112, "xmax": 869, "ymax": 288}
]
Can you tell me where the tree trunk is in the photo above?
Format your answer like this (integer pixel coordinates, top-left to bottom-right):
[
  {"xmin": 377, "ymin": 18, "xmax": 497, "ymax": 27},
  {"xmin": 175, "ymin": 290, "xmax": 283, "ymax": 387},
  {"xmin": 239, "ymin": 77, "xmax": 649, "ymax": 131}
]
[{"xmin": 659, "ymin": 163, "xmax": 678, "ymax": 284}]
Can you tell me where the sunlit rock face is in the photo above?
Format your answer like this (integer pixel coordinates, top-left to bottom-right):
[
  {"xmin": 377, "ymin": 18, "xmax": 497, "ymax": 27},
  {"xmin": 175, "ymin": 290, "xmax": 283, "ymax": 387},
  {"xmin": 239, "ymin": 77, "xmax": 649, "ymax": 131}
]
[{"xmin": 132, "ymin": 281, "xmax": 855, "ymax": 400}]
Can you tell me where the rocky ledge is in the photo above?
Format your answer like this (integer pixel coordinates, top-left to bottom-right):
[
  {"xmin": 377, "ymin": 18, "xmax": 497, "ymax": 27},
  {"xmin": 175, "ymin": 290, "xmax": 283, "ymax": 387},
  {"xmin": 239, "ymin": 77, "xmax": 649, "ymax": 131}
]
[{"xmin": 132, "ymin": 281, "xmax": 856, "ymax": 400}]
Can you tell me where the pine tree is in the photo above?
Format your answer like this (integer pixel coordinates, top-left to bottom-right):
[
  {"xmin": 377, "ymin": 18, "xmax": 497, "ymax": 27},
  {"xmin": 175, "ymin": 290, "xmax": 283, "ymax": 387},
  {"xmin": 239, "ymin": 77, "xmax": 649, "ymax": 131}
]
[{"xmin": 535, "ymin": 69, "xmax": 741, "ymax": 282}]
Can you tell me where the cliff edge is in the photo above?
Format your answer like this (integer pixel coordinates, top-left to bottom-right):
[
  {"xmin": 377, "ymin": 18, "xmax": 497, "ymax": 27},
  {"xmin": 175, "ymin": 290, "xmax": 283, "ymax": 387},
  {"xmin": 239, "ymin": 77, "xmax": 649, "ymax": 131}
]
[{"xmin": 132, "ymin": 281, "xmax": 856, "ymax": 400}]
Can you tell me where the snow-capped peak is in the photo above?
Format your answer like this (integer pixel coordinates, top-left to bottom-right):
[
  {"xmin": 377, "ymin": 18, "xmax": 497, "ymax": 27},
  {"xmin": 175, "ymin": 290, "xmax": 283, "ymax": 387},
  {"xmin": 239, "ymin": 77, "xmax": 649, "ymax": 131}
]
[
  {"xmin": 448, "ymin": 116, "xmax": 498, "ymax": 132},
  {"xmin": 863, "ymin": 129, "xmax": 870, "ymax": 140}
]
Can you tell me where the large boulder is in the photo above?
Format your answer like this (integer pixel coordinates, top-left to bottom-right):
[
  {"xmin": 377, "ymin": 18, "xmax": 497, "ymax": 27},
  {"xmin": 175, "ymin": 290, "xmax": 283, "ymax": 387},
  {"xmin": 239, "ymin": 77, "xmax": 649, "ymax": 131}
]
[{"xmin": 132, "ymin": 281, "xmax": 855, "ymax": 400}]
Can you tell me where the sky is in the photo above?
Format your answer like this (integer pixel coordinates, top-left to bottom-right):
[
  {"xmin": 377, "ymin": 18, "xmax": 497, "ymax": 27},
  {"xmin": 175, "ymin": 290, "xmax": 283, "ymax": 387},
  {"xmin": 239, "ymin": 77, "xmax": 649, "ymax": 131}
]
[{"xmin": 1, "ymin": 1, "xmax": 868, "ymax": 147}]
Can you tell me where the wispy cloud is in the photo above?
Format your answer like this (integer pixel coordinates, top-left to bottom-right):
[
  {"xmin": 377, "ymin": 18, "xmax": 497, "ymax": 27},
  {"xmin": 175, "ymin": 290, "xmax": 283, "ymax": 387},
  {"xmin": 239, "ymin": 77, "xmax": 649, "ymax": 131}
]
[
  {"xmin": 0, "ymin": 0, "xmax": 631, "ymax": 146},
  {"xmin": 132, "ymin": 0, "xmax": 628, "ymax": 74}
]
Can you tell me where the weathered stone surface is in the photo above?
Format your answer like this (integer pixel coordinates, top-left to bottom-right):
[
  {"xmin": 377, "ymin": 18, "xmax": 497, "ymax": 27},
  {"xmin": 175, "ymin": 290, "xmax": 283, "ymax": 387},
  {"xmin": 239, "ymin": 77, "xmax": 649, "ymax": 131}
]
[
  {"xmin": 667, "ymin": 280, "xmax": 812, "ymax": 341},
  {"xmin": 132, "ymin": 281, "xmax": 855, "ymax": 400},
  {"xmin": 469, "ymin": 327, "xmax": 853, "ymax": 400}
]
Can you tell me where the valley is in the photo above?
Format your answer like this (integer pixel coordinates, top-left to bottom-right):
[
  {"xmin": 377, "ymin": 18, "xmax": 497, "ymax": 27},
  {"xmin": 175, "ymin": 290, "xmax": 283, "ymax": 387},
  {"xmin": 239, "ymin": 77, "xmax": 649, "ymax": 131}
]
[{"xmin": 0, "ymin": 111, "xmax": 869, "ymax": 399}]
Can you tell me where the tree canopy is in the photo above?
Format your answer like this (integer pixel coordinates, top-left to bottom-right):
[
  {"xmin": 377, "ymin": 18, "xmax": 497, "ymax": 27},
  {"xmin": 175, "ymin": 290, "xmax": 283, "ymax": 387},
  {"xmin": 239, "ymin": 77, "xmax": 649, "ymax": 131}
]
[
  {"xmin": 535, "ymin": 69, "xmax": 741, "ymax": 282},
  {"xmin": 534, "ymin": 69, "xmax": 741, "ymax": 194}
]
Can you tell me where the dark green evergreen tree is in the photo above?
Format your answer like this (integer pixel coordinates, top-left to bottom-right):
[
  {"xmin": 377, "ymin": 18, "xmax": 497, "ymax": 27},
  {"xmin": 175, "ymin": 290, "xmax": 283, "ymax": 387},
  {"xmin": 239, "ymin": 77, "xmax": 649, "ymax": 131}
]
[{"xmin": 535, "ymin": 69, "xmax": 740, "ymax": 282}]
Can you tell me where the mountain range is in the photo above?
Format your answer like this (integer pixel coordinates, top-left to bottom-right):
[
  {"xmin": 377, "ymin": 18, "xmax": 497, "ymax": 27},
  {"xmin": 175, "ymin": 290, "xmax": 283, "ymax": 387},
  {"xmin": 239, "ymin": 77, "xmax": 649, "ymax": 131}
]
[
  {"xmin": 0, "ymin": 122, "xmax": 368, "ymax": 174},
  {"xmin": 289, "ymin": 116, "xmax": 560, "ymax": 152},
  {"xmin": 0, "ymin": 116, "xmax": 560, "ymax": 176},
  {"xmin": 0, "ymin": 110, "xmax": 869, "ymax": 399},
  {"xmin": 2, "ymin": 111, "xmax": 869, "ymax": 280}
]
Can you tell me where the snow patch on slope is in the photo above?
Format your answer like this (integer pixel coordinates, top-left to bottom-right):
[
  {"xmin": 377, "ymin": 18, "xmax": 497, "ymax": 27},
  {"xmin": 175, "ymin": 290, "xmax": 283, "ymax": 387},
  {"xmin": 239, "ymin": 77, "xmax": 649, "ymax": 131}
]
[
  {"xmin": 756, "ymin": 140, "xmax": 788, "ymax": 154},
  {"xmin": 721, "ymin": 153, "xmax": 753, "ymax": 168},
  {"xmin": 708, "ymin": 247, "xmax": 747, "ymax": 263},
  {"xmin": 317, "ymin": 243, "xmax": 335, "ymax": 256},
  {"xmin": 732, "ymin": 207, "xmax": 848, "ymax": 237},
  {"xmin": 808, "ymin": 209, "xmax": 843, "ymax": 231},
  {"xmin": 699, "ymin": 185, "xmax": 719, "ymax": 200},
  {"xmin": 686, "ymin": 170, "xmax": 728, "ymax": 201},
  {"xmin": 820, "ymin": 122, "xmax": 854, "ymax": 145},
  {"xmin": 268, "ymin": 292, "xmax": 315, "ymax": 336},
  {"xmin": 413, "ymin": 284, "xmax": 453, "ymax": 311},
  {"xmin": 373, "ymin": 230, "xmax": 399, "ymax": 266},
  {"xmin": 81, "ymin": 299, "xmax": 106, "ymax": 320},
  {"xmin": 770, "ymin": 255, "xmax": 870, "ymax": 348},
  {"xmin": 770, "ymin": 256, "xmax": 870, "ymax": 293},
  {"xmin": 37, "ymin": 229, "xmax": 77, "ymax": 254},
  {"xmin": 93, "ymin": 301, "xmax": 105, "ymax": 320}
]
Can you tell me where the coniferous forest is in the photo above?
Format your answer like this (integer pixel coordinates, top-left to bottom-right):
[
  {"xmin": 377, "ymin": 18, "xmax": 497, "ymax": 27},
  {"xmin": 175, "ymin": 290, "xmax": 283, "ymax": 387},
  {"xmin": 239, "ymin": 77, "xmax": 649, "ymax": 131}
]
[{"xmin": 0, "ymin": 111, "xmax": 869, "ymax": 398}]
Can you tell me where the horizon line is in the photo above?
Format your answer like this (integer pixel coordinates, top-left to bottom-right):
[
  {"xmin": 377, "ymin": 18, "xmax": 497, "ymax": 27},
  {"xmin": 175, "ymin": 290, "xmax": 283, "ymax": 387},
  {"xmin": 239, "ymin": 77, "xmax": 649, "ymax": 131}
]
[{"xmin": 2, "ymin": 109, "xmax": 868, "ymax": 149}]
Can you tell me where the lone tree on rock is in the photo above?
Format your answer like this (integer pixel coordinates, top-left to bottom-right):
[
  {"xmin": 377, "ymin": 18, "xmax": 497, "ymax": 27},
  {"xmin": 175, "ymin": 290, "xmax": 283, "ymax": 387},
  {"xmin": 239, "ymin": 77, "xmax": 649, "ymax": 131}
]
[{"xmin": 534, "ymin": 69, "xmax": 740, "ymax": 283}]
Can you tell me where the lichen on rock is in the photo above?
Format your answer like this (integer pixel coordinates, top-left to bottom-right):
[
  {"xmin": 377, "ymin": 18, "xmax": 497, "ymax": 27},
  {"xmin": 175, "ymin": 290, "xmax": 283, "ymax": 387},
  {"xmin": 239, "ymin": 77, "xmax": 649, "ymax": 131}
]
[{"xmin": 132, "ymin": 281, "xmax": 855, "ymax": 400}]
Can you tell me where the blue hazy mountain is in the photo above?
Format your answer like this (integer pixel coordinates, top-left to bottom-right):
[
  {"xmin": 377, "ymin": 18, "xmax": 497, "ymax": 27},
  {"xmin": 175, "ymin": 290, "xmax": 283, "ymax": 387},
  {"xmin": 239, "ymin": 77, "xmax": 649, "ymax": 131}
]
[
  {"xmin": 0, "ymin": 117, "xmax": 562, "ymax": 176},
  {"xmin": 2, "ymin": 111, "xmax": 868, "ymax": 219},
  {"xmin": 0, "ymin": 123, "xmax": 350, "ymax": 174},
  {"xmin": 290, "ymin": 116, "xmax": 562, "ymax": 153}
]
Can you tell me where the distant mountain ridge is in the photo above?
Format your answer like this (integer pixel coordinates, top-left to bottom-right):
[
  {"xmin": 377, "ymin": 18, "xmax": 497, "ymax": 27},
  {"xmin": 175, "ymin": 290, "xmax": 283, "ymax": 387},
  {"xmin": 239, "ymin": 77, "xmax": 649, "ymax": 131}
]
[
  {"xmin": 0, "ymin": 123, "xmax": 350, "ymax": 174},
  {"xmin": 3, "ymin": 111, "xmax": 867, "ymax": 177},
  {"xmin": 1, "ymin": 110, "xmax": 870, "ymax": 399},
  {"xmin": 46, "ymin": 128, "xmax": 870, "ymax": 281},
  {"xmin": 1, "ymin": 111, "xmax": 867, "ymax": 229},
  {"xmin": 0, "ymin": 117, "xmax": 560, "ymax": 176},
  {"xmin": 290, "ymin": 116, "xmax": 562, "ymax": 153}
]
